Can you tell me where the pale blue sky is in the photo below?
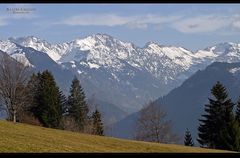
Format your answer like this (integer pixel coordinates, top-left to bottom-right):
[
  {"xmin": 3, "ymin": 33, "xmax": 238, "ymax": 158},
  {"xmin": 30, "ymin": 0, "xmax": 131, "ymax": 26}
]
[{"xmin": 1, "ymin": 3, "xmax": 240, "ymax": 51}]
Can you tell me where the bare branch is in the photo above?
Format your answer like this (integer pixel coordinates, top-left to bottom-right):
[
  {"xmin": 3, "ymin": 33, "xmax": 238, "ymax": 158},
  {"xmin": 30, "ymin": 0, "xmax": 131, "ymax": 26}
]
[
  {"xmin": 134, "ymin": 100, "xmax": 180, "ymax": 144},
  {"xmin": 0, "ymin": 54, "xmax": 32, "ymax": 122}
]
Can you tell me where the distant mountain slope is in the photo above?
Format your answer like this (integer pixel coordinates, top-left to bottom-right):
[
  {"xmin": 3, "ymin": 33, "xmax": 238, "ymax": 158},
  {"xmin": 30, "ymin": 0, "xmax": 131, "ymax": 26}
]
[
  {"xmin": 157, "ymin": 62, "xmax": 240, "ymax": 142},
  {"xmin": 109, "ymin": 62, "xmax": 240, "ymax": 143},
  {"xmin": 62, "ymin": 58, "xmax": 164, "ymax": 112},
  {"xmin": 87, "ymin": 98, "xmax": 128, "ymax": 126},
  {"xmin": 106, "ymin": 111, "xmax": 139, "ymax": 138}
]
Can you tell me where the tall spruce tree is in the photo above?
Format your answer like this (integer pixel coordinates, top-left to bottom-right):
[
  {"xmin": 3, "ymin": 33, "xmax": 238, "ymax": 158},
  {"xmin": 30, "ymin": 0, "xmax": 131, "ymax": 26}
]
[
  {"xmin": 92, "ymin": 109, "xmax": 104, "ymax": 136},
  {"xmin": 184, "ymin": 128, "xmax": 194, "ymax": 146},
  {"xmin": 67, "ymin": 76, "xmax": 89, "ymax": 131},
  {"xmin": 197, "ymin": 81, "xmax": 236, "ymax": 150},
  {"xmin": 26, "ymin": 73, "xmax": 38, "ymax": 107},
  {"xmin": 26, "ymin": 72, "xmax": 41, "ymax": 119},
  {"xmin": 59, "ymin": 90, "xmax": 67, "ymax": 115},
  {"xmin": 236, "ymin": 97, "xmax": 240, "ymax": 123},
  {"xmin": 39, "ymin": 71, "xmax": 63, "ymax": 129},
  {"xmin": 27, "ymin": 70, "xmax": 63, "ymax": 129},
  {"xmin": 218, "ymin": 119, "xmax": 240, "ymax": 151}
]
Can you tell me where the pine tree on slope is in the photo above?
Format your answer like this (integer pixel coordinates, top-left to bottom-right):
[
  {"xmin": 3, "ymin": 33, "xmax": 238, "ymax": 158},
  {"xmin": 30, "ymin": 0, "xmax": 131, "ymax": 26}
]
[
  {"xmin": 92, "ymin": 109, "xmax": 104, "ymax": 136},
  {"xmin": 197, "ymin": 81, "xmax": 237, "ymax": 151},
  {"xmin": 26, "ymin": 73, "xmax": 40, "ymax": 115},
  {"xmin": 184, "ymin": 128, "xmax": 194, "ymax": 146},
  {"xmin": 236, "ymin": 97, "xmax": 240, "ymax": 123},
  {"xmin": 67, "ymin": 76, "xmax": 89, "ymax": 131},
  {"xmin": 27, "ymin": 70, "xmax": 63, "ymax": 129},
  {"xmin": 218, "ymin": 118, "xmax": 240, "ymax": 151},
  {"xmin": 58, "ymin": 90, "xmax": 67, "ymax": 115}
]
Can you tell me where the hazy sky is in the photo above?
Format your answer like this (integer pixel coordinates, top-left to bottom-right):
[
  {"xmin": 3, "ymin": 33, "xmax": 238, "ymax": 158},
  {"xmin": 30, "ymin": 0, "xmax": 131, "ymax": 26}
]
[{"xmin": 1, "ymin": 3, "xmax": 240, "ymax": 51}]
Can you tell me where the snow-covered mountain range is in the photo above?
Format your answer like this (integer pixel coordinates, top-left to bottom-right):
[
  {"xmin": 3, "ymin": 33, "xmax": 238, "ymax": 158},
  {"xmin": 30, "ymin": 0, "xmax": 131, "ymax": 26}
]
[{"xmin": 1, "ymin": 34, "xmax": 240, "ymax": 114}]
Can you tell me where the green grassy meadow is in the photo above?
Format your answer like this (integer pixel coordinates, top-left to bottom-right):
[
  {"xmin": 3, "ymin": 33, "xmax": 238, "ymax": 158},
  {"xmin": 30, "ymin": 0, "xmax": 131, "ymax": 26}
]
[{"xmin": 0, "ymin": 120, "xmax": 234, "ymax": 153}]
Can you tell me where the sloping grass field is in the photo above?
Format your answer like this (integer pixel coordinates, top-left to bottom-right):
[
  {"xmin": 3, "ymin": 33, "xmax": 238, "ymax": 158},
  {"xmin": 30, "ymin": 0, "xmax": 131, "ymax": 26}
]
[{"xmin": 0, "ymin": 120, "xmax": 234, "ymax": 153}]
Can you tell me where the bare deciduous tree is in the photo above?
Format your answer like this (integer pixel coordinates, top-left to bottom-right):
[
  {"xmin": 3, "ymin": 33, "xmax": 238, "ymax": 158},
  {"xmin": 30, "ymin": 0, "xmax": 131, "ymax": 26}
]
[
  {"xmin": 62, "ymin": 115, "xmax": 96, "ymax": 135},
  {"xmin": 134, "ymin": 100, "xmax": 179, "ymax": 144},
  {"xmin": 0, "ymin": 54, "xmax": 31, "ymax": 122},
  {"xmin": 83, "ymin": 118, "xmax": 94, "ymax": 134},
  {"xmin": 62, "ymin": 116, "xmax": 80, "ymax": 132}
]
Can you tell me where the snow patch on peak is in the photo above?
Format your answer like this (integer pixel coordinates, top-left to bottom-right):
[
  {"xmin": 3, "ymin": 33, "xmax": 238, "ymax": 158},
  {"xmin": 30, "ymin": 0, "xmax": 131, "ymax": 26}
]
[
  {"xmin": 88, "ymin": 62, "xmax": 100, "ymax": 69},
  {"xmin": 144, "ymin": 41, "xmax": 159, "ymax": 46},
  {"xmin": 0, "ymin": 40, "xmax": 18, "ymax": 53},
  {"xmin": 70, "ymin": 61, "xmax": 76, "ymax": 68},
  {"xmin": 77, "ymin": 69, "xmax": 82, "ymax": 74},
  {"xmin": 229, "ymin": 67, "xmax": 240, "ymax": 74},
  {"xmin": 92, "ymin": 33, "xmax": 113, "ymax": 40},
  {"xmin": 204, "ymin": 42, "xmax": 237, "ymax": 54},
  {"xmin": 194, "ymin": 50, "xmax": 218, "ymax": 58},
  {"xmin": 11, "ymin": 53, "xmax": 34, "ymax": 67},
  {"xmin": 10, "ymin": 36, "xmax": 42, "ymax": 44}
]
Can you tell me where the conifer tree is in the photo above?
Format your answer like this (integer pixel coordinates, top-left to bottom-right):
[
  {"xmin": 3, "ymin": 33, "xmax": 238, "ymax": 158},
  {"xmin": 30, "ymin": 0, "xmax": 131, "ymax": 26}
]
[
  {"xmin": 26, "ymin": 72, "xmax": 41, "ymax": 118},
  {"xmin": 59, "ymin": 90, "xmax": 67, "ymax": 115},
  {"xmin": 92, "ymin": 109, "xmax": 104, "ymax": 136},
  {"xmin": 236, "ymin": 97, "xmax": 240, "ymax": 123},
  {"xmin": 197, "ymin": 81, "xmax": 236, "ymax": 150},
  {"xmin": 218, "ymin": 119, "xmax": 240, "ymax": 151},
  {"xmin": 67, "ymin": 76, "xmax": 89, "ymax": 131},
  {"xmin": 28, "ymin": 70, "xmax": 63, "ymax": 129},
  {"xmin": 184, "ymin": 128, "xmax": 194, "ymax": 146},
  {"xmin": 40, "ymin": 71, "xmax": 63, "ymax": 128}
]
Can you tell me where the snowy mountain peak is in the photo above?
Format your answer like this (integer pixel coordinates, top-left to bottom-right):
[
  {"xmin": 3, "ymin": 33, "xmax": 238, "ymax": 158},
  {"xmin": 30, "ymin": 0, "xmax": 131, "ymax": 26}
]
[
  {"xmin": 194, "ymin": 42, "xmax": 240, "ymax": 64},
  {"xmin": 66, "ymin": 34, "xmax": 138, "ymax": 65},
  {"xmin": 204, "ymin": 42, "xmax": 237, "ymax": 52},
  {"xmin": 74, "ymin": 34, "xmax": 115, "ymax": 45},
  {"xmin": 144, "ymin": 41, "xmax": 162, "ymax": 47},
  {"xmin": 144, "ymin": 41, "xmax": 194, "ymax": 60},
  {"xmin": 3, "ymin": 34, "xmax": 240, "ymax": 88},
  {"xmin": 72, "ymin": 33, "xmax": 116, "ymax": 48},
  {"xmin": 8, "ymin": 36, "xmax": 69, "ymax": 62},
  {"xmin": 9, "ymin": 36, "xmax": 45, "ymax": 46},
  {"xmin": 86, "ymin": 33, "xmax": 133, "ymax": 47},
  {"xmin": 0, "ymin": 39, "xmax": 17, "ymax": 53},
  {"xmin": 92, "ymin": 33, "xmax": 114, "ymax": 40},
  {"xmin": 0, "ymin": 40, "xmax": 33, "ymax": 67}
]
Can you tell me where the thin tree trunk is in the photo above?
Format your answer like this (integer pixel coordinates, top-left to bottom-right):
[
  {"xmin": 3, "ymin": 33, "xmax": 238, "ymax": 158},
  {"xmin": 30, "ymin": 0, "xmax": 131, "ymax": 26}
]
[{"xmin": 13, "ymin": 109, "xmax": 16, "ymax": 123}]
